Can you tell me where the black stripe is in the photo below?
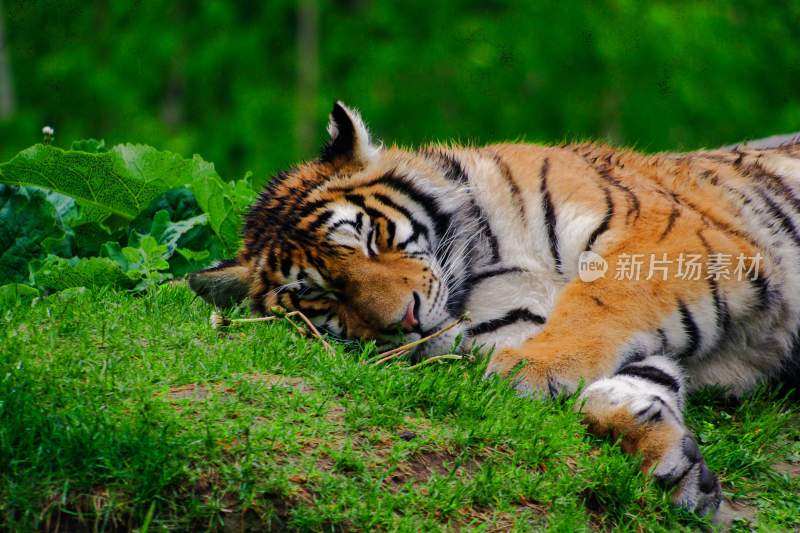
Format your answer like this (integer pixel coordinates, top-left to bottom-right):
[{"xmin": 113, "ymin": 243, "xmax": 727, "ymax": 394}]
[
  {"xmin": 753, "ymin": 188, "xmax": 800, "ymax": 248},
  {"xmin": 469, "ymin": 267, "xmax": 526, "ymax": 284},
  {"xmin": 267, "ymin": 250, "xmax": 279, "ymax": 272},
  {"xmin": 295, "ymin": 303, "xmax": 331, "ymax": 318},
  {"xmin": 576, "ymin": 149, "xmax": 641, "ymax": 223},
  {"xmin": 708, "ymin": 276, "xmax": 731, "ymax": 335},
  {"xmin": 306, "ymin": 209, "xmax": 334, "ymax": 233},
  {"xmin": 585, "ymin": 187, "xmax": 614, "ymax": 251},
  {"xmin": 251, "ymin": 280, "xmax": 270, "ymax": 315},
  {"xmin": 326, "ymin": 218, "xmax": 359, "ymax": 236},
  {"xmin": 617, "ymin": 364, "xmax": 681, "ymax": 392},
  {"xmin": 696, "ymin": 230, "xmax": 731, "ymax": 336},
  {"xmin": 677, "ymin": 300, "xmax": 701, "ymax": 358},
  {"xmin": 344, "ymin": 193, "xmax": 366, "ymax": 208},
  {"xmin": 666, "ymin": 190, "xmax": 756, "ymax": 246},
  {"xmin": 658, "ymin": 202, "xmax": 681, "ymax": 242},
  {"xmin": 656, "ymin": 328, "xmax": 669, "ymax": 353},
  {"xmin": 746, "ymin": 160, "xmax": 800, "ymax": 213},
  {"xmin": 492, "ymin": 152, "xmax": 526, "ymax": 223},
  {"xmin": 655, "ymin": 458, "xmax": 696, "ymax": 488},
  {"xmin": 590, "ymin": 296, "xmax": 606, "ymax": 307},
  {"xmin": 751, "ymin": 275, "xmax": 773, "ymax": 311},
  {"xmin": 280, "ymin": 244, "xmax": 294, "ymax": 278},
  {"xmin": 385, "ymin": 218, "xmax": 397, "ymax": 247},
  {"xmin": 467, "ymin": 308, "xmax": 545, "ymax": 336},
  {"xmin": 416, "ymin": 157, "xmax": 495, "ymax": 261},
  {"xmin": 372, "ymin": 192, "xmax": 429, "ymax": 241},
  {"xmin": 249, "ymin": 197, "xmax": 328, "ymax": 257},
  {"xmin": 327, "ymin": 171, "xmax": 452, "ymax": 240},
  {"xmin": 295, "ymin": 198, "xmax": 330, "ymax": 220},
  {"xmin": 468, "ymin": 199, "xmax": 501, "ymax": 263},
  {"xmin": 640, "ymin": 407, "xmax": 663, "ymax": 423},
  {"xmin": 624, "ymin": 350, "xmax": 647, "ymax": 365},
  {"xmin": 539, "ymin": 158, "xmax": 562, "ymax": 274},
  {"xmin": 362, "ymin": 172, "xmax": 452, "ymax": 240},
  {"xmin": 425, "ymin": 149, "xmax": 469, "ymax": 183}
]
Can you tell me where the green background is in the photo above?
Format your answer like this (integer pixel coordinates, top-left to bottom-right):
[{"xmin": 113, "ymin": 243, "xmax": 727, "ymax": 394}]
[{"xmin": 2, "ymin": 0, "xmax": 799, "ymax": 182}]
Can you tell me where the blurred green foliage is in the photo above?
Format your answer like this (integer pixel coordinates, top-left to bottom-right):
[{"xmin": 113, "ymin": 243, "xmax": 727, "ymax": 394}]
[{"xmin": 2, "ymin": 0, "xmax": 799, "ymax": 183}]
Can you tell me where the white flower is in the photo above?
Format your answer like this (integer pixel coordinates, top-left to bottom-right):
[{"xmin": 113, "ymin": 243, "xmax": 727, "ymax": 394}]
[{"xmin": 42, "ymin": 126, "xmax": 55, "ymax": 136}]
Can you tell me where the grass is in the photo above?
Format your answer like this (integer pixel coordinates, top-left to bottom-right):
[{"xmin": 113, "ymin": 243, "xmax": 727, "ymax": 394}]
[{"xmin": 0, "ymin": 284, "xmax": 798, "ymax": 532}]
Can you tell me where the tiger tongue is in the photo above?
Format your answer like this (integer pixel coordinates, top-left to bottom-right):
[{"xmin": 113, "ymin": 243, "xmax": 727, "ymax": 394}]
[{"xmin": 400, "ymin": 300, "xmax": 419, "ymax": 331}]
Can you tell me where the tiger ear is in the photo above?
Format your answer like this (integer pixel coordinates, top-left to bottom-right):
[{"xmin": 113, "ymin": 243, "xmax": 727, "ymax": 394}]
[
  {"xmin": 188, "ymin": 260, "xmax": 251, "ymax": 308},
  {"xmin": 321, "ymin": 101, "xmax": 380, "ymax": 165}
]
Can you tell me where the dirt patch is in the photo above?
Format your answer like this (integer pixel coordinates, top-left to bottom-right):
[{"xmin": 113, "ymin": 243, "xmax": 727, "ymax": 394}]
[
  {"xmin": 168, "ymin": 382, "xmax": 212, "ymax": 401},
  {"xmin": 452, "ymin": 499, "xmax": 548, "ymax": 532},
  {"xmin": 165, "ymin": 372, "xmax": 313, "ymax": 402},
  {"xmin": 387, "ymin": 448, "xmax": 483, "ymax": 488},
  {"xmin": 40, "ymin": 487, "xmax": 132, "ymax": 533},
  {"xmin": 715, "ymin": 499, "xmax": 759, "ymax": 530},
  {"xmin": 772, "ymin": 460, "xmax": 800, "ymax": 477}
]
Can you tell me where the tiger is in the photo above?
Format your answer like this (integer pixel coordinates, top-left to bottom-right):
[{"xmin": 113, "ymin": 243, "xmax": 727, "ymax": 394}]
[{"xmin": 189, "ymin": 102, "xmax": 800, "ymax": 517}]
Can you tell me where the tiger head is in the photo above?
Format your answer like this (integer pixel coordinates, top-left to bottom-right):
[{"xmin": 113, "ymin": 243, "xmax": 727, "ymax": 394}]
[{"xmin": 189, "ymin": 102, "xmax": 474, "ymax": 357}]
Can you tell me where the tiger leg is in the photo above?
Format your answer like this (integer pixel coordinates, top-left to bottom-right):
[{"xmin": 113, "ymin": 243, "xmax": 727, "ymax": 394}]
[
  {"xmin": 579, "ymin": 355, "xmax": 721, "ymax": 516},
  {"xmin": 482, "ymin": 272, "xmax": 723, "ymax": 514}
]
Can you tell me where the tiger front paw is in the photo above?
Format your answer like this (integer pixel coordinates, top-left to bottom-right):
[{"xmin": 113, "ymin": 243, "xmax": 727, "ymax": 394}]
[
  {"xmin": 483, "ymin": 348, "xmax": 578, "ymax": 398},
  {"xmin": 657, "ymin": 435, "xmax": 722, "ymax": 517}
]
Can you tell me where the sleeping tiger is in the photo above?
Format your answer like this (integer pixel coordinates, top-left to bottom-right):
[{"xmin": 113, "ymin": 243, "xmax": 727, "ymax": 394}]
[{"xmin": 190, "ymin": 102, "xmax": 800, "ymax": 517}]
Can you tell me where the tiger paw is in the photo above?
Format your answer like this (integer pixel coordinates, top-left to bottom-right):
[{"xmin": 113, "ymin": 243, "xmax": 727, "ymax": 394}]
[
  {"xmin": 656, "ymin": 435, "xmax": 722, "ymax": 517},
  {"xmin": 483, "ymin": 348, "xmax": 578, "ymax": 398},
  {"xmin": 580, "ymin": 376, "xmax": 721, "ymax": 517}
]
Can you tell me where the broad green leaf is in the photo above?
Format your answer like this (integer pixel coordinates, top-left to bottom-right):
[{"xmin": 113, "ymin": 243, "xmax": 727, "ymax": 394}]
[
  {"xmin": 191, "ymin": 170, "xmax": 255, "ymax": 255},
  {"xmin": 176, "ymin": 248, "xmax": 210, "ymax": 262},
  {"xmin": 0, "ymin": 185, "xmax": 71, "ymax": 284},
  {"xmin": 0, "ymin": 143, "xmax": 248, "ymax": 252},
  {"xmin": 132, "ymin": 208, "xmax": 208, "ymax": 253},
  {"xmin": 29, "ymin": 255, "xmax": 133, "ymax": 292},
  {"xmin": 0, "ymin": 283, "xmax": 39, "ymax": 308}
]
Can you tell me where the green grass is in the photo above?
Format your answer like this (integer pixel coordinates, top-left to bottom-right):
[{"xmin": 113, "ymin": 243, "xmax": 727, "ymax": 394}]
[{"xmin": 1, "ymin": 285, "xmax": 798, "ymax": 532}]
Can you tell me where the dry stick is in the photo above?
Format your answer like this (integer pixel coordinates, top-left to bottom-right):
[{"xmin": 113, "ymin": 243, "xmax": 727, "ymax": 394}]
[
  {"xmin": 368, "ymin": 314, "xmax": 468, "ymax": 365},
  {"xmin": 282, "ymin": 309, "xmax": 336, "ymax": 357},
  {"xmin": 403, "ymin": 354, "xmax": 464, "ymax": 371},
  {"xmin": 210, "ymin": 309, "xmax": 336, "ymax": 357}
]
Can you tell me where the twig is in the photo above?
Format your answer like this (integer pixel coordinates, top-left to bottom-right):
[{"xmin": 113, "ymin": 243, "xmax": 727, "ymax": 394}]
[
  {"xmin": 402, "ymin": 354, "xmax": 464, "ymax": 370},
  {"xmin": 209, "ymin": 308, "xmax": 336, "ymax": 357},
  {"xmin": 211, "ymin": 313, "xmax": 279, "ymax": 328},
  {"xmin": 277, "ymin": 308, "xmax": 336, "ymax": 357},
  {"xmin": 367, "ymin": 313, "xmax": 469, "ymax": 365}
]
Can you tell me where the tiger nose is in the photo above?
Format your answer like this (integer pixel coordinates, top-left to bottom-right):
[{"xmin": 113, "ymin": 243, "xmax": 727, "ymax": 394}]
[{"xmin": 400, "ymin": 293, "xmax": 420, "ymax": 331}]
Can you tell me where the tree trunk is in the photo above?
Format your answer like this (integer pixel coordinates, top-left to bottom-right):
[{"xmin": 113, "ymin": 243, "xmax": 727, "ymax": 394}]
[
  {"xmin": 0, "ymin": 0, "xmax": 16, "ymax": 119},
  {"xmin": 295, "ymin": 0, "xmax": 319, "ymax": 158}
]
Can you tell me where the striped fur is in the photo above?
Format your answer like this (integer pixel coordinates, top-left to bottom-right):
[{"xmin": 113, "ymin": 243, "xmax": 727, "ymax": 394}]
[{"xmin": 189, "ymin": 102, "xmax": 800, "ymax": 517}]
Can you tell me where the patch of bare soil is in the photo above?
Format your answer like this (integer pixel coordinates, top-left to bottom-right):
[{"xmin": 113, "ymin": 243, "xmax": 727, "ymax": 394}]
[
  {"xmin": 162, "ymin": 372, "xmax": 523, "ymax": 530},
  {"xmin": 39, "ymin": 487, "xmax": 133, "ymax": 533},
  {"xmin": 450, "ymin": 499, "xmax": 548, "ymax": 532},
  {"xmin": 386, "ymin": 447, "xmax": 482, "ymax": 489},
  {"xmin": 165, "ymin": 372, "xmax": 313, "ymax": 402},
  {"xmin": 772, "ymin": 460, "xmax": 800, "ymax": 478},
  {"xmin": 714, "ymin": 499, "xmax": 759, "ymax": 531}
]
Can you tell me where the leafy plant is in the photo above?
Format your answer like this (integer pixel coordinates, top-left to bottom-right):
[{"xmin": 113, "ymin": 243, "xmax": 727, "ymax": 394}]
[{"xmin": 0, "ymin": 141, "xmax": 256, "ymax": 296}]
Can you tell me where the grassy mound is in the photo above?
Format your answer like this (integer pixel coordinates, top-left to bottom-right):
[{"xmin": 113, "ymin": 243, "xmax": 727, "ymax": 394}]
[{"xmin": 1, "ymin": 285, "xmax": 797, "ymax": 531}]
